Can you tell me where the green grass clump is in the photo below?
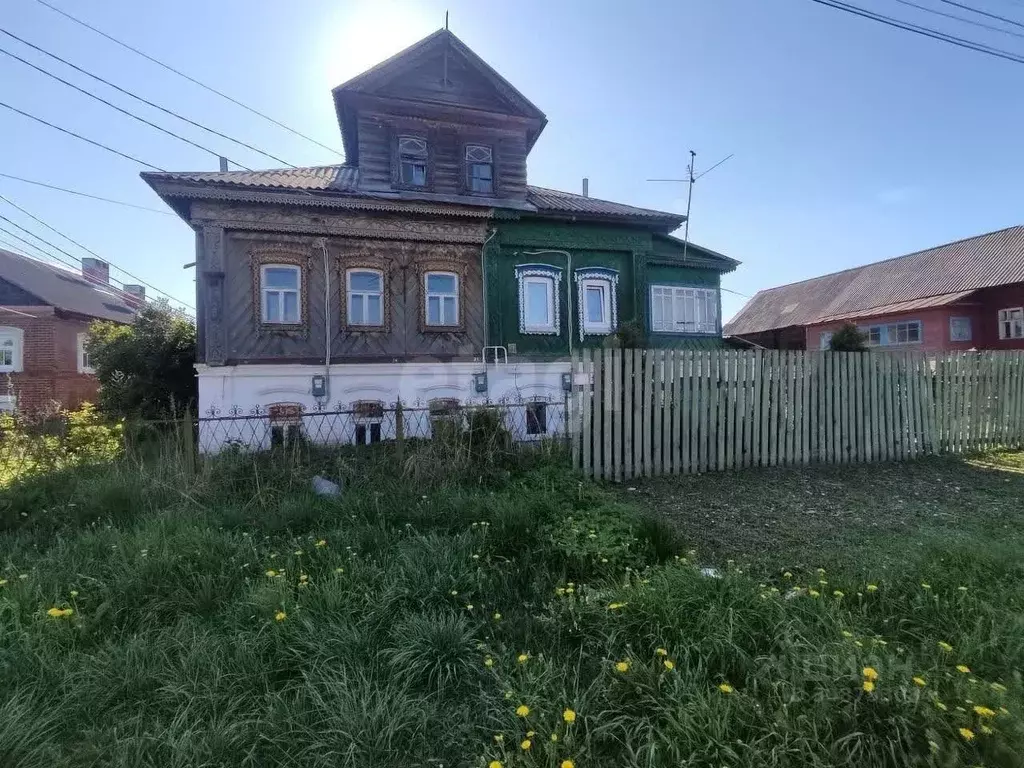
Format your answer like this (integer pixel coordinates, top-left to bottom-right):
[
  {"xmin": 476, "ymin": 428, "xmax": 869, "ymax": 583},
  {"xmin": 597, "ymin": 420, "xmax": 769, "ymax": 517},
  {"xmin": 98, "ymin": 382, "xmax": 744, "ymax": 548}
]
[{"xmin": 2, "ymin": 442, "xmax": 1024, "ymax": 767}]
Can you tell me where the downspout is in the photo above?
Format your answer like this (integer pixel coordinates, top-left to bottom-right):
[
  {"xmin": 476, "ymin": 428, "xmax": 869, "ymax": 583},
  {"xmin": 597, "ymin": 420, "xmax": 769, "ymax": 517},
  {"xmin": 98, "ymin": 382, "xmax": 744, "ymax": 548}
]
[
  {"xmin": 319, "ymin": 237, "xmax": 331, "ymax": 403},
  {"xmin": 521, "ymin": 249, "xmax": 573, "ymax": 357},
  {"xmin": 480, "ymin": 228, "xmax": 497, "ymax": 351}
]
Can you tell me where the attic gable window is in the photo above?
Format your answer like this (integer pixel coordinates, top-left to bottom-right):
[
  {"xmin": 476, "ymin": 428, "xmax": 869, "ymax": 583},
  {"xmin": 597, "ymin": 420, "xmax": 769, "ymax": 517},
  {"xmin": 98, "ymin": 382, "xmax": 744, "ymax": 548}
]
[
  {"xmin": 398, "ymin": 136, "xmax": 428, "ymax": 187},
  {"xmin": 465, "ymin": 144, "xmax": 493, "ymax": 194}
]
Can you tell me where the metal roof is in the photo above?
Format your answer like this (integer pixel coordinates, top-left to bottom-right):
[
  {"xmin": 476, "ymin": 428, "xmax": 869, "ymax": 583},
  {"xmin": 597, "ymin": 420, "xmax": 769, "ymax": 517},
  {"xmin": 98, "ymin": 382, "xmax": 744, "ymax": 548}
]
[
  {"xmin": 0, "ymin": 249, "xmax": 136, "ymax": 322},
  {"xmin": 724, "ymin": 225, "xmax": 1024, "ymax": 336},
  {"xmin": 142, "ymin": 165, "xmax": 685, "ymax": 225},
  {"xmin": 815, "ymin": 291, "xmax": 978, "ymax": 324}
]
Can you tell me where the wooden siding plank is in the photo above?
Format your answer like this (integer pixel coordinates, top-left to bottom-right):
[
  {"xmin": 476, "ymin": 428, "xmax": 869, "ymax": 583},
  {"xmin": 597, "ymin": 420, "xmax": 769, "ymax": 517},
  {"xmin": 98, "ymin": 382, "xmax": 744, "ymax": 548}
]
[
  {"xmin": 663, "ymin": 350, "xmax": 675, "ymax": 474},
  {"xmin": 652, "ymin": 350, "xmax": 664, "ymax": 476},
  {"xmin": 632, "ymin": 349, "xmax": 643, "ymax": 475},
  {"xmin": 592, "ymin": 348, "xmax": 603, "ymax": 478},
  {"xmin": 772, "ymin": 350, "xmax": 783, "ymax": 466},
  {"xmin": 698, "ymin": 351, "xmax": 710, "ymax": 473},
  {"xmin": 723, "ymin": 351, "xmax": 735, "ymax": 472},
  {"xmin": 612, "ymin": 348, "xmax": 623, "ymax": 481},
  {"xmin": 581, "ymin": 348, "xmax": 593, "ymax": 478},
  {"xmin": 671, "ymin": 351, "xmax": 682, "ymax": 474},
  {"xmin": 570, "ymin": 351, "xmax": 580, "ymax": 472},
  {"xmin": 642, "ymin": 350, "xmax": 653, "ymax": 475},
  {"xmin": 799, "ymin": 352, "xmax": 810, "ymax": 464},
  {"xmin": 759, "ymin": 351, "xmax": 770, "ymax": 467},
  {"xmin": 712, "ymin": 350, "xmax": 725, "ymax": 471},
  {"xmin": 739, "ymin": 351, "xmax": 751, "ymax": 468},
  {"xmin": 679, "ymin": 351, "xmax": 691, "ymax": 474}
]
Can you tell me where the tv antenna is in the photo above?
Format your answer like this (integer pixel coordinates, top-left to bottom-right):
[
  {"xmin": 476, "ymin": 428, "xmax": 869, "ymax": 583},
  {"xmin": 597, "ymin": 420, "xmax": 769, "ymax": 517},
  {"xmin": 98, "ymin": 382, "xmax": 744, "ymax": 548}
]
[{"xmin": 648, "ymin": 151, "xmax": 733, "ymax": 262}]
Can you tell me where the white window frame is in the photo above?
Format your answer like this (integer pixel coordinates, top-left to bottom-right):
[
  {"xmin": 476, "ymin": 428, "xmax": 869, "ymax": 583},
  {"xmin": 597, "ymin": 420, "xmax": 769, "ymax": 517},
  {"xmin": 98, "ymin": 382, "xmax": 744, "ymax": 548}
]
[
  {"xmin": 998, "ymin": 307, "xmax": 1024, "ymax": 340},
  {"xmin": 649, "ymin": 285, "xmax": 719, "ymax": 335},
  {"xmin": 465, "ymin": 144, "xmax": 494, "ymax": 194},
  {"xmin": 398, "ymin": 136, "xmax": 428, "ymax": 187},
  {"xmin": 515, "ymin": 264, "xmax": 562, "ymax": 335},
  {"xmin": 0, "ymin": 326, "xmax": 24, "ymax": 373},
  {"xmin": 864, "ymin": 320, "xmax": 922, "ymax": 346},
  {"xmin": 77, "ymin": 332, "xmax": 94, "ymax": 374},
  {"xmin": 260, "ymin": 264, "xmax": 302, "ymax": 325},
  {"xmin": 424, "ymin": 271, "xmax": 459, "ymax": 327},
  {"xmin": 575, "ymin": 269, "xmax": 619, "ymax": 341},
  {"xmin": 949, "ymin": 316, "xmax": 972, "ymax": 342},
  {"xmin": 346, "ymin": 269, "xmax": 384, "ymax": 327}
]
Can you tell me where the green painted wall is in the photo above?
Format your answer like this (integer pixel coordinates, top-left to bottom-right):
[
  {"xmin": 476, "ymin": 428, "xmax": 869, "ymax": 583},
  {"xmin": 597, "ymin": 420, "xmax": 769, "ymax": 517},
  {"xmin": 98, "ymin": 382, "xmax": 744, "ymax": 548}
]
[{"xmin": 486, "ymin": 218, "xmax": 730, "ymax": 358}]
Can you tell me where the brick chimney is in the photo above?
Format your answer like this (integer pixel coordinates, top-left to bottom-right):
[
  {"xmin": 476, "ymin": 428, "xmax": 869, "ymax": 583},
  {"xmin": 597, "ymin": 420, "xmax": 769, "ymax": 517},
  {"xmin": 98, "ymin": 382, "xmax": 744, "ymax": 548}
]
[
  {"xmin": 122, "ymin": 284, "xmax": 146, "ymax": 308},
  {"xmin": 81, "ymin": 257, "xmax": 109, "ymax": 286}
]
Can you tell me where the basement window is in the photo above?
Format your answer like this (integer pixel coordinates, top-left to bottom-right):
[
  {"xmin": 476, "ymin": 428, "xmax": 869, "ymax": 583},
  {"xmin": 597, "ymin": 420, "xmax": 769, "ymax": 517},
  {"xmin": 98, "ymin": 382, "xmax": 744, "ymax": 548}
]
[
  {"xmin": 526, "ymin": 401, "xmax": 547, "ymax": 435},
  {"xmin": 352, "ymin": 400, "xmax": 384, "ymax": 445}
]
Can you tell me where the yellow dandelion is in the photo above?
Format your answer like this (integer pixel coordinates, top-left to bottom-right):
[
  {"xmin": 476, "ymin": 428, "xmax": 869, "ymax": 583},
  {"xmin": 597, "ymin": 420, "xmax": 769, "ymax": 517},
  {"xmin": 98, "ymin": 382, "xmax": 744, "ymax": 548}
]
[
  {"xmin": 862, "ymin": 680, "xmax": 875, "ymax": 693},
  {"xmin": 957, "ymin": 665, "xmax": 971, "ymax": 674},
  {"xmin": 938, "ymin": 641, "xmax": 954, "ymax": 652},
  {"xmin": 561, "ymin": 761, "xmax": 575, "ymax": 768},
  {"xmin": 493, "ymin": 612, "xmax": 501, "ymax": 621},
  {"xmin": 607, "ymin": 602, "xmax": 627, "ymax": 610},
  {"xmin": 655, "ymin": 647, "xmax": 668, "ymax": 656},
  {"xmin": 69, "ymin": 590, "xmax": 79, "ymax": 597},
  {"xmin": 563, "ymin": 708, "xmax": 576, "ymax": 724},
  {"xmin": 484, "ymin": 657, "xmax": 494, "ymax": 668},
  {"xmin": 718, "ymin": 683, "xmax": 734, "ymax": 694},
  {"xmin": 265, "ymin": 570, "xmax": 277, "ymax": 578},
  {"xmin": 862, "ymin": 667, "xmax": 879, "ymax": 681},
  {"xmin": 550, "ymin": 733, "xmax": 559, "ymax": 742},
  {"xmin": 517, "ymin": 653, "xmax": 530, "ymax": 664},
  {"xmin": 520, "ymin": 739, "xmax": 531, "ymax": 751},
  {"xmin": 866, "ymin": 584, "xmax": 878, "ymax": 592},
  {"xmin": 315, "ymin": 539, "xmax": 327, "ymax": 548},
  {"xmin": 980, "ymin": 724, "xmax": 994, "ymax": 735},
  {"xmin": 615, "ymin": 660, "xmax": 630, "ymax": 673},
  {"xmin": 808, "ymin": 589, "xmax": 820, "ymax": 598},
  {"xmin": 913, "ymin": 676, "xmax": 927, "ymax": 687},
  {"xmin": 489, "ymin": 761, "xmax": 503, "ymax": 768},
  {"xmin": 991, "ymin": 682, "xmax": 1007, "ymax": 693},
  {"xmin": 959, "ymin": 727, "xmax": 975, "ymax": 742},
  {"xmin": 974, "ymin": 705, "xmax": 996, "ymax": 717},
  {"xmin": 526, "ymin": 730, "xmax": 535, "ymax": 738},
  {"xmin": 274, "ymin": 610, "xmax": 287, "ymax": 622},
  {"xmin": 663, "ymin": 659, "xmax": 675, "ymax": 671},
  {"xmin": 935, "ymin": 700, "xmax": 948, "ymax": 711},
  {"xmin": 516, "ymin": 705, "xmax": 530, "ymax": 717},
  {"xmin": 833, "ymin": 590, "xmax": 845, "ymax": 598},
  {"xmin": 46, "ymin": 607, "xmax": 65, "ymax": 618}
]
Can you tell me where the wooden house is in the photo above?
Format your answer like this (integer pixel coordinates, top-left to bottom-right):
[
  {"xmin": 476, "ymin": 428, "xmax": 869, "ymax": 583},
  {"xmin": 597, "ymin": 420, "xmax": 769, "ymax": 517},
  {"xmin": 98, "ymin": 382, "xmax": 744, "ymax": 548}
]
[{"xmin": 142, "ymin": 29, "xmax": 738, "ymax": 448}]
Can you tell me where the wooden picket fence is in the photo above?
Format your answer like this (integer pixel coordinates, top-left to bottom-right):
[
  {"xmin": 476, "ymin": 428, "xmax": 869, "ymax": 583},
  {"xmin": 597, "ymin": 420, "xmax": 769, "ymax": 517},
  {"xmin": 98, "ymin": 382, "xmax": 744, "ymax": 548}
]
[{"xmin": 571, "ymin": 348, "xmax": 1024, "ymax": 480}]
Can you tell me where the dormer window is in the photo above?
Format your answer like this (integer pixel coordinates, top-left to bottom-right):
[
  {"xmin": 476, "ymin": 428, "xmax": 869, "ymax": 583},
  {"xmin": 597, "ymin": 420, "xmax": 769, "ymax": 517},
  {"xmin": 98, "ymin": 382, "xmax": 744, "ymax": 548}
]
[
  {"xmin": 398, "ymin": 136, "xmax": 428, "ymax": 187},
  {"xmin": 465, "ymin": 144, "xmax": 493, "ymax": 194}
]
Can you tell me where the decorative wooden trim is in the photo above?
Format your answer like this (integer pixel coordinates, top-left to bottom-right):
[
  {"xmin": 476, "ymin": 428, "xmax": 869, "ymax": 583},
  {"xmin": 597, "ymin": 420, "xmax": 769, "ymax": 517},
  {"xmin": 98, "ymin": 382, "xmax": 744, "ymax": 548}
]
[
  {"xmin": 415, "ymin": 253, "xmax": 469, "ymax": 334},
  {"xmin": 515, "ymin": 263, "xmax": 562, "ymax": 336},
  {"xmin": 336, "ymin": 251, "xmax": 394, "ymax": 334},
  {"xmin": 575, "ymin": 267, "xmax": 619, "ymax": 343},
  {"xmin": 248, "ymin": 244, "xmax": 313, "ymax": 338}
]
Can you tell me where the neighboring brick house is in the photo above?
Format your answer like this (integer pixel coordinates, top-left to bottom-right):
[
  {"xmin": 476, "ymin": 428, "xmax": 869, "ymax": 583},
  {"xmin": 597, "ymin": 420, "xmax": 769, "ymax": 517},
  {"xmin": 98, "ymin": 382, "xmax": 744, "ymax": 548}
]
[
  {"xmin": 0, "ymin": 249, "xmax": 140, "ymax": 413},
  {"xmin": 725, "ymin": 226, "xmax": 1024, "ymax": 352}
]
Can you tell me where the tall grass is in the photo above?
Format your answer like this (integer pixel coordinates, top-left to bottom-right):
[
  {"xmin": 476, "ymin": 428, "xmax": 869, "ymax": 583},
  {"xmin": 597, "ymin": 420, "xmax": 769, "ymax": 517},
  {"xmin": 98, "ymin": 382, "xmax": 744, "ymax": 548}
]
[{"xmin": 1, "ymin": 437, "xmax": 1023, "ymax": 766}]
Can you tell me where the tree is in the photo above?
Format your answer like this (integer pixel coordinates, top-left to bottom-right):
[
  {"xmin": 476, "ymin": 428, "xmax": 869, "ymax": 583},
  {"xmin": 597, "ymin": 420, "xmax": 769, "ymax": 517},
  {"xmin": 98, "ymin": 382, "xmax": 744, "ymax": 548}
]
[
  {"xmin": 87, "ymin": 302, "xmax": 197, "ymax": 419},
  {"xmin": 828, "ymin": 323, "xmax": 869, "ymax": 352}
]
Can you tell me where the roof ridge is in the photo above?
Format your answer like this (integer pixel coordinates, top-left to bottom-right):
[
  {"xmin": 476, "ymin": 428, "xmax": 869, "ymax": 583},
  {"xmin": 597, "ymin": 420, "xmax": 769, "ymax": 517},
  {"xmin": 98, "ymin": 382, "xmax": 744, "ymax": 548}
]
[{"xmin": 750, "ymin": 224, "xmax": 1024, "ymax": 297}]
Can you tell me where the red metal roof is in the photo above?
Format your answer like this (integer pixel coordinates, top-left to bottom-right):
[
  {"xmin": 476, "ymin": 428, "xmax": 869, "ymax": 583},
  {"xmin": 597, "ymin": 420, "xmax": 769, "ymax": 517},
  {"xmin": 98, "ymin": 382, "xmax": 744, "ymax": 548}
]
[{"xmin": 725, "ymin": 226, "xmax": 1024, "ymax": 336}]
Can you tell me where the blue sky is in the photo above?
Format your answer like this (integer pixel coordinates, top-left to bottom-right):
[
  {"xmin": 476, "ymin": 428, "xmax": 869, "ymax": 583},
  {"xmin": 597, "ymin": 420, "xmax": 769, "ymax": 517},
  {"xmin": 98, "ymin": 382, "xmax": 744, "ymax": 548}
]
[{"xmin": 2, "ymin": 0, "xmax": 1024, "ymax": 320}]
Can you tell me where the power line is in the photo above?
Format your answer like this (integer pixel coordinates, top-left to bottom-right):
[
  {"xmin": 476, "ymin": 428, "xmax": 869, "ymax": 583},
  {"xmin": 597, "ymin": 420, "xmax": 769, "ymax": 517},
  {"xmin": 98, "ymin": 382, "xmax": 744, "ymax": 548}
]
[
  {"xmin": 33, "ymin": 0, "xmax": 345, "ymax": 159},
  {"xmin": 0, "ymin": 172, "xmax": 173, "ymax": 215},
  {"xmin": 0, "ymin": 28, "xmax": 296, "ymax": 168},
  {"xmin": 0, "ymin": 99, "xmax": 166, "ymax": 170},
  {"xmin": 807, "ymin": 0, "xmax": 1024, "ymax": 65},
  {"xmin": 0, "ymin": 212, "xmax": 193, "ymax": 312},
  {"xmin": 0, "ymin": 192, "xmax": 194, "ymax": 309},
  {"xmin": 938, "ymin": 0, "xmax": 1024, "ymax": 29},
  {"xmin": 0, "ymin": 42, "xmax": 254, "ymax": 171},
  {"xmin": 892, "ymin": 0, "xmax": 1024, "ymax": 39}
]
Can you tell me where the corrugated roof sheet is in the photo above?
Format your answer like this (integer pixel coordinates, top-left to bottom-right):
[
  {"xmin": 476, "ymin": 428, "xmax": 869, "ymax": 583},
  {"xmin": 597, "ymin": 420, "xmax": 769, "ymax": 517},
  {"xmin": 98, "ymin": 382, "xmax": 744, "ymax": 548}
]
[
  {"xmin": 0, "ymin": 249, "xmax": 136, "ymax": 322},
  {"xmin": 142, "ymin": 165, "xmax": 683, "ymax": 224},
  {"xmin": 724, "ymin": 226, "xmax": 1024, "ymax": 336},
  {"xmin": 816, "ymin": 291, "xmax": 978, "ymax": 324}
]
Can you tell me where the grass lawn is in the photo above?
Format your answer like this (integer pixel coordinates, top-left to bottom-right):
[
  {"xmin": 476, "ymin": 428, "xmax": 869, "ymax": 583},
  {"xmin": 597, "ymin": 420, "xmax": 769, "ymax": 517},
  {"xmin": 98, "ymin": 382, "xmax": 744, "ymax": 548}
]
[{"xmin": 1, "ymin": 443, "xmax": 1024, "ymax": 767}]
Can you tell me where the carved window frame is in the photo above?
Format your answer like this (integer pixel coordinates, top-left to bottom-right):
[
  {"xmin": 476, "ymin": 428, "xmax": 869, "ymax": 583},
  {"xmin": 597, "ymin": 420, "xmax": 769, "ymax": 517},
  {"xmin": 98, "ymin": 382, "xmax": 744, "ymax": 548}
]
[
  {"xmin": 515, "ymin": 264, "xmax": 562, "ymax": 336},
  {"xmin": 249, "ymin": 246, "xmax": 311, "ymax": 337},
  {"xmin": 392, "ymin": 129, "xmax": 434, "ymax": 192},
  {"xmin": 337, "ymin": 253, "xmax": 392, "ymax": 334},
  {"xmin": 575, "ymin": 267, "xmax": 619, "ymax": 342},
  {"xmin": 415, "ymin": 255, "xmax": 467, "ymax": 333}
]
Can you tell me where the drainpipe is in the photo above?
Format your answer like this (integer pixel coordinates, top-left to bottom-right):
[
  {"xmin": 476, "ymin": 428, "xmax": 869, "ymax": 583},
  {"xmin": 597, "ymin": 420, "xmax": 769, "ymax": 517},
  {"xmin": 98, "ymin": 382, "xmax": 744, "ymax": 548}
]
[
  {"xmin": 480, "ymin": 228, "xmax": 497, "ymax": 351},
  {"xmin": 319, "ymin": 238, "xmax": 331, "ymax": 403},
  {"xmin": 521, "ymin": 249, "xmax": 573, "ymax": 357}
]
